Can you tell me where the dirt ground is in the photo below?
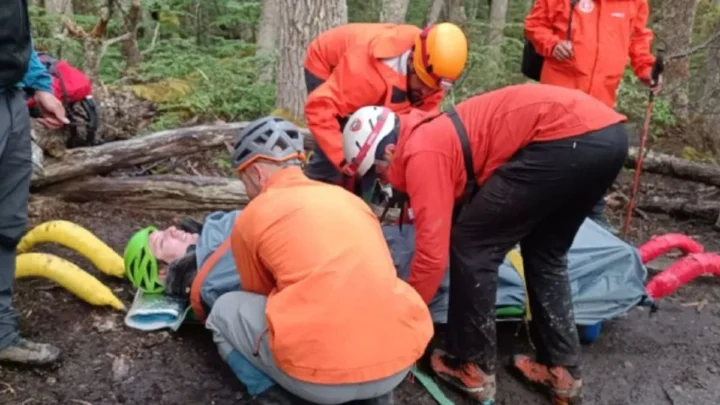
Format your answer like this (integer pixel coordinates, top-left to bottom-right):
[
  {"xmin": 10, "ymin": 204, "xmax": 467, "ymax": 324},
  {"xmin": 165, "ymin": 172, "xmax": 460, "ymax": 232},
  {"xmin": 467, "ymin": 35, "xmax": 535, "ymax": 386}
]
[{"xmin": 1, "ymin": 171, "xmax": 720, "ymax": 405}]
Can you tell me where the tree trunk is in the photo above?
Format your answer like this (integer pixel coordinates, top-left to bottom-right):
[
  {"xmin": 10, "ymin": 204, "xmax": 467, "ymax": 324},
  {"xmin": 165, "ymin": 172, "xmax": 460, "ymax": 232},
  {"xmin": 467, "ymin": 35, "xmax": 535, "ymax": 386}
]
[
  {"xmin": 424, "ymin": 0, "xmax": 445, "ymax": 25},
  {"xmin": 625, "ymin": 147, "xmax": 720, "ymax": 188},
  {"xmin": 275, "ymin": 0, "xmax": 348, "ymax": 122},
  {"xmin": 485, "ymin": 0, "xmax": 508, "ymax": 78},
  {"xmin": 62, "ymin": 0, "xmax": 116, "ymax": 101},
  {"xmin": 442, "ymin": 0, "xmax": 467, "ymax": 27},
  {"xmin": 379, "ymin": 0, "xmax": 411, "ymax": 23},
  {"xmin": 121, "ymin": 0, "xmax": 143, "ymax": 77},
  {"xmin": 256, "ymin": 0, "xmax": 281, "ymax": 83},
  {"xmin": 655, "ymin": 0, "xmax": 701, "ymax": 120},
  {"xmin": 30, "ymin": 122, "xmax": 314, "ymax": 189},
  {"xmin": 697, "ymin": 9, "xmax": 720, "ymax": 152},
  {"xmin": 40, "ymin": 175, "xmax": 250, "ymax": 211},
  {"xmin": 44, "ymin": 0, "xmax": 73, "ymax": 39}
]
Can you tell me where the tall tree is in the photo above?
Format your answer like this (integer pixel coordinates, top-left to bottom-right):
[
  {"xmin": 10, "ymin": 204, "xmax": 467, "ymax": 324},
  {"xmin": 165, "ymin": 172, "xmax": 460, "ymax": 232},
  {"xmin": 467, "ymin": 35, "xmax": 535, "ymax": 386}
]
[
  {"xmin": 424, "ymin": 0, "xmax": 444, "ymax": 25},
  {"xmin": 379, "ymin": 0, "xmax": 410, "ymax": 23},
  {"xmin": 275, "ymin": 0, "xmax": 348, "ymax": 121},
  {"xmin": 655, "ymin": 0, "xmax": 702, "ymax": 120},
  {"xmin": 257, "ymin": 0, "xmax": 281, "ymax": 83},
  {"xmin": 485, "ymin": 0, "xmax": 508, "ymax": 79}
]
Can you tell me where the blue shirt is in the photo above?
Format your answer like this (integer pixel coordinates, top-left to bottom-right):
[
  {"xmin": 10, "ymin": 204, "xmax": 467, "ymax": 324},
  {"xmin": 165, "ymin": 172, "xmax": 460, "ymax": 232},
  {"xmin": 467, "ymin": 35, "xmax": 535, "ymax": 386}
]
[{"xmin": 21, "ymin": 40, "xmax": 53, "ymax": 92}]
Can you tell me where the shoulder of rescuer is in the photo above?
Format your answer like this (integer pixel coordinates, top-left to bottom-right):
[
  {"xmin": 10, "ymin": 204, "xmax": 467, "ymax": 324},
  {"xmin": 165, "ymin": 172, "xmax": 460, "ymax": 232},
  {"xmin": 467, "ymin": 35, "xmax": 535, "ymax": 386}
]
[{"xmin": 304, "ymin": 23, "xmax": 469, "ymax": 169}]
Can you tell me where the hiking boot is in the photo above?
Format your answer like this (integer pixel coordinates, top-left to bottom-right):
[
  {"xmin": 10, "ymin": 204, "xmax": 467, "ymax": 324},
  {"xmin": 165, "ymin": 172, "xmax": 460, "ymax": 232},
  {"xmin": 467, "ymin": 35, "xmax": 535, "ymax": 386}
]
[
  {"xmin": 511, "ymin": 354, "xmax": 582, "ymax": 405},
  {"xmin": 0, "ymin": 338, "xmax": 61, "ymax": 366},
  {"xmin": 430, "ymin": 349, "xmax": 496, "ymax": 404},
  {"xmin": 254, "ymin": 385, "xmax": 310, "ymax": 405}
]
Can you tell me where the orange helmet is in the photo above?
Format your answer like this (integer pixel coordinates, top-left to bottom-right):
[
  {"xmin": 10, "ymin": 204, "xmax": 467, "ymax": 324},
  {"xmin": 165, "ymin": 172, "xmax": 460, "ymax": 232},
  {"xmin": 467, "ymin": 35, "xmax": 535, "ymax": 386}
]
[{"xmin": 412, "ymin": 22, "xmax": 468, "ymax": 91}]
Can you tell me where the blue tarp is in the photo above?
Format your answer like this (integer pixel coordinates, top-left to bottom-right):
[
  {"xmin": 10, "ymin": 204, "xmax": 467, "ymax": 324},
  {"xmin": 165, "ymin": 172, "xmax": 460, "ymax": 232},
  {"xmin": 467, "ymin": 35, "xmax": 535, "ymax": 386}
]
[{"xmin": 383, "ymin": 218, "xmax": 649, "ymax": 326}]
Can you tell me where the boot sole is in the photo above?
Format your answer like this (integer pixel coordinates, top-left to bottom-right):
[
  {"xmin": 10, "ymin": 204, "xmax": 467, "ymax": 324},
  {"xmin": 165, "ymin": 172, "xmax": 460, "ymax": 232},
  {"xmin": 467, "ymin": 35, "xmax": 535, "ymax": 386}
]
[{"xmin": 505, "ymin": 364, "xmax": 582, "ymax": 405}]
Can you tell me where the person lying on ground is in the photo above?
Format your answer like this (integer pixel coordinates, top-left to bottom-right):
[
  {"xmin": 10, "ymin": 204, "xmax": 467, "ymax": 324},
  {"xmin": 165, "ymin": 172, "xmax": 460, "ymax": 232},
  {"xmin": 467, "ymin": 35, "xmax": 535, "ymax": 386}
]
[
  {"xmin": 1, "ymin": 0, "xmax": 69, "ymax": 366},
  {"xmin": 303, "ymin": 21, "xmax": 468, "ymax": 193},
  {"xmin": 342, "ymin": 83, "xmax": 630, "ymax": 405},
  {"xmin": 125, "ymin": 116, "xmax": 435, "ymax": 405}
]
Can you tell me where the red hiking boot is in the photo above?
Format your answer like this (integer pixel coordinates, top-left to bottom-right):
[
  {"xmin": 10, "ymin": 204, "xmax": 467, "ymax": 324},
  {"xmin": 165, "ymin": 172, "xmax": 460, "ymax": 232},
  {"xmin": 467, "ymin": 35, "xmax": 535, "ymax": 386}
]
[
  {"xmin": 430, "ymin": 349, "xmax": 496, "ymax": 404},
  {"xmin": 511, "ymin": 354, "xmax": 582, "ymax": 405}
]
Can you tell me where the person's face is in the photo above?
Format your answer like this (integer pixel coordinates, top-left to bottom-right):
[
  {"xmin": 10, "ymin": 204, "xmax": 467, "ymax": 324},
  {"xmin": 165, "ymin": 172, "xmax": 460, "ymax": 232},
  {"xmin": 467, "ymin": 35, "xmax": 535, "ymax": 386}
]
[
  {"xmin": 407, "ymin": 57, "xmax": 438, "ymax": 104},
  {"xmin": 148, "ymin": 226, "xmax": 199, "ymax": 272}
]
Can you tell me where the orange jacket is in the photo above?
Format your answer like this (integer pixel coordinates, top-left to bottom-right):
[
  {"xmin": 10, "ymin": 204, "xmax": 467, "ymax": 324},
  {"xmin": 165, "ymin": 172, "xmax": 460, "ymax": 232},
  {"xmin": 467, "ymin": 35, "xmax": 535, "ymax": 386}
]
[
  {"xmin": 304, "ymin": 23, "xmax": 400, "ymax": 81},
  {"xmin": 525, "ymin": 0, "xmax": 655, "ymax": 107},
  {"xmin": 230, "ymin": 166, "xmax": 433, "ymax": 385},
  {"xmin": 305, "ymin": 25, "xmax": 445, "ymax": 170},
  {"xmin": 387, "ymin": 84, "xmax": 627, "ymax": 304}
]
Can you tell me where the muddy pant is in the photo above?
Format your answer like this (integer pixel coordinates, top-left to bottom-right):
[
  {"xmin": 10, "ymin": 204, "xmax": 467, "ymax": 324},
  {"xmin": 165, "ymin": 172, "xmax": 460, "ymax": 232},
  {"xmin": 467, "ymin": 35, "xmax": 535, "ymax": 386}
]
[
  {"xmin": 0, "ymin": 89, "xmax": 32, "ymax": 350},
  {"xmin": 206, "ymin": 291, "xmax": 410, "ymax": 404},
  {"xmin": 446, "ymin": 123, "xmax": 629, "ymax": 375}
]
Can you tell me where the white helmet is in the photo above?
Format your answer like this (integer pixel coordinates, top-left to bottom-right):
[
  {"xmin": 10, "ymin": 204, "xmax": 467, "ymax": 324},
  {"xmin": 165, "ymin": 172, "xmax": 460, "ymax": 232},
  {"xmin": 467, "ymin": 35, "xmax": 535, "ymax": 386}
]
[{"xmin": 342, "ymin": 106, "xmax": 399, "ymax": 176}]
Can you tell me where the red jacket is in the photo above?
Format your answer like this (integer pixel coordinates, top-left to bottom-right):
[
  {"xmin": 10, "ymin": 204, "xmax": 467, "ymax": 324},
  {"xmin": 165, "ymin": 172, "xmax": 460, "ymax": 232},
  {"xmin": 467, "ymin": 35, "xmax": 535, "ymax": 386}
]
[
  {"xmin": 304, "ymin": 25, "xmax": 445, "ymax": 170},
  {"xmin": 304, "ymin": 23, "xmax": 403, "ymax": 81},
  {"xmin": 387, "ymin": 84, "xmax": 627, "ymax": 304},
  {"xmin": 525, "ymin": 0, "xmax": 655, "ymax": 107}
]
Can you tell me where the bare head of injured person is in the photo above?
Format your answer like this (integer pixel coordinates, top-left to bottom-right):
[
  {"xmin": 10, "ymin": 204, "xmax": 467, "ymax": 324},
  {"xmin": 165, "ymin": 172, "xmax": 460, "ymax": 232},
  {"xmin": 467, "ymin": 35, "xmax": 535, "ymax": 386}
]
[
  {"xmin": 124, "ymin": 223, "xmax": 201, "ymax": 296},
  {"xmin": 230, "ymin": 116, "xmax": 306, "ymax": 199}
]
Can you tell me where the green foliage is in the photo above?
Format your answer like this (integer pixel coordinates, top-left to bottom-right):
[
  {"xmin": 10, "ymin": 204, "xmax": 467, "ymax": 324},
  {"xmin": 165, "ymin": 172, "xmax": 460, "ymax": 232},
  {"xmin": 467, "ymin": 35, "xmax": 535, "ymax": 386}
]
[
  {"xmin": 616, "ymin": 68, "xmax": 675, "ymax": 139},
  {"xmin": 33, "ymin": 0, "xmax": 720, "ymax": 143}
]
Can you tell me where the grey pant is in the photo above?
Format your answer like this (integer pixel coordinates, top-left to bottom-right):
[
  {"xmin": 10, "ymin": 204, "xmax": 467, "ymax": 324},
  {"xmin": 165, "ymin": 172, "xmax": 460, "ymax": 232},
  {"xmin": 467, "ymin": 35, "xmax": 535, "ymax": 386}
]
[
  {"xmin": 206, "ymin": 291, "xmax": 410, "ymax": 404},
  {"xmin": 0, "ymin": 89, "xmax": 32, "ymax": 350}
]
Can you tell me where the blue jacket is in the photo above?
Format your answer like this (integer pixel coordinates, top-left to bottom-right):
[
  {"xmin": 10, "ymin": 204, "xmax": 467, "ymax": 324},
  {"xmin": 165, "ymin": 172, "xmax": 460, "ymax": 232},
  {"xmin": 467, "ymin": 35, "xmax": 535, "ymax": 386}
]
[{"xmin": 22, "ymin": 42, "xmax": 53, "ymax": 92}]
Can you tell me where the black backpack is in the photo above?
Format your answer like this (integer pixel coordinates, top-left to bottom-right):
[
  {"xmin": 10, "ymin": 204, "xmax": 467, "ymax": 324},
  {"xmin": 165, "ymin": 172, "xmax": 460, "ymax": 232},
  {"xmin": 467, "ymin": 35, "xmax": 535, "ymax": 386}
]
[{"xmin": 521, "ymin": 0, "xmax": 580, "ymax": 81}]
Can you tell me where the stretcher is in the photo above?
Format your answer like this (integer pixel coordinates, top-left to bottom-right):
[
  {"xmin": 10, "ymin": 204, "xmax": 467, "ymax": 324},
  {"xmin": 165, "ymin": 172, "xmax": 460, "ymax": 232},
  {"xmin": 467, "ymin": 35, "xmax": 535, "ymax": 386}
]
[{"xmin": 384, "ymin": 218, "xmax": 719, "ymax": 345}]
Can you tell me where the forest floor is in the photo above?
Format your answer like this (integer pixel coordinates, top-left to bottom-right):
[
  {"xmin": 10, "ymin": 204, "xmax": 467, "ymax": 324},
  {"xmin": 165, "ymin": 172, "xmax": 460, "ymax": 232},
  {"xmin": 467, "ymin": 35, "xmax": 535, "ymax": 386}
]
[{"xmin": 1, "ymin": 144, "xmax": 720, "ymax": 405}]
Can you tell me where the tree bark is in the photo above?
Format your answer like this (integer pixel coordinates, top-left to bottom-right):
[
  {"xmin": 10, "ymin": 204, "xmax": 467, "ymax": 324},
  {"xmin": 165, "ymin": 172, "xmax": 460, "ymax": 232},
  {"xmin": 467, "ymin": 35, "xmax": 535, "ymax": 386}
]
[
  {"xmin": 442, "ymin": 0, "xmax": 467, "ymax": 27},
  {"xmin": 256, "ymin": 0, "xmax": 281, "ymax": 83},
  {"xmin": 62, "ymin": 0, "xmax": 116, "ymax": 101},
  {"xmin": 40, "ymin": 175, "xmax": 250, "ymax": 211},
  {"xmin": 632, "ymin": 196, "xmax": 720, "ymax": 221},
  {"xmin": 379, "ymin": 0, "xmax": 411, "ymax": 23},
  {"xmin": 275, "ymin": 0, "xmax": 348, "ymax": 122},
  {"xmin": 625, "ymin": 147, "xmax": 720, "ymax": 188},
  {"xmin": 121, "ymin": 0, "xmax": 143, "ymax": 77},
  {"xmin": 30, "ymin": 122, "xmax": 314, "ymax": 189},
  {"xmin": 424, "ymin": 0, "xmax": 445, "ymax": 25},
  {"xmin": 655, "ymin": 0, "xmax": 701, "ymax": 119},
  {"xmin": 485, "ymin": 0, "xmax": 508, "ymax": 78},
  {"xmin": 44, "ymin": 0, "xmax": 73, "ymax": 38}
]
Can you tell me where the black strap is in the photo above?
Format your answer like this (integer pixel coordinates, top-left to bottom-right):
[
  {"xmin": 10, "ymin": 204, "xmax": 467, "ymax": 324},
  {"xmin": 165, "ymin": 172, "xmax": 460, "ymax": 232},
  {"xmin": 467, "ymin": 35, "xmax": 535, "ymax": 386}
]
[{"xmin": 447, "ymin": 107, "xmax": 476, "ymax": 207}]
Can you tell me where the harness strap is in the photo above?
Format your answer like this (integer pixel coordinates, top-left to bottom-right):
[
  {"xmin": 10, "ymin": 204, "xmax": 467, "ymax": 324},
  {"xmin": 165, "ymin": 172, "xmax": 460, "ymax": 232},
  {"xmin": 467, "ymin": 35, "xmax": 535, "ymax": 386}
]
[{"xmin": 447, "ymin": 107, "xmax": 477, "ymax": 224}]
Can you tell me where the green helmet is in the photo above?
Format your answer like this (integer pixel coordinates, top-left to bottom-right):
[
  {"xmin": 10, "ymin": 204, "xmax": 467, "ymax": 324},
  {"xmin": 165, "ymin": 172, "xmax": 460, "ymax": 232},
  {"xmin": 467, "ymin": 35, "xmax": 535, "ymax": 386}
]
[{"xmin": 124, "ymin": 226, "xmax": 165, "ymax": 294}]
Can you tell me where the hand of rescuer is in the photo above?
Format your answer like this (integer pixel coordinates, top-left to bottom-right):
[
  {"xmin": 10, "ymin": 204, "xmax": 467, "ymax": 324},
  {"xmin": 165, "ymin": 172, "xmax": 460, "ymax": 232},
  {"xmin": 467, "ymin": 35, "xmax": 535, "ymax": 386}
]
[{"xmin": 643, "ymin": 73, "xmax": 662, "ymax": 96}]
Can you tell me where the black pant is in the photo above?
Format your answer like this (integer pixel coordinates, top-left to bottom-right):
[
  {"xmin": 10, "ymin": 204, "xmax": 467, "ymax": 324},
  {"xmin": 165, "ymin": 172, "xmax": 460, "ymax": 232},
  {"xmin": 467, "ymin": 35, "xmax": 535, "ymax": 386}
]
[{"xmin": 446, "ymin": 123, "xmax": 629, "ymax": 375}]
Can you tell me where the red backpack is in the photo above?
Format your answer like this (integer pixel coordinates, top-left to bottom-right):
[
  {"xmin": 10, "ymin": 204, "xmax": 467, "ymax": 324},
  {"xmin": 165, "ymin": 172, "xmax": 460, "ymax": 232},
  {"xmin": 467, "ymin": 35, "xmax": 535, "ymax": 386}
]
[{"xmin": 26, "ymin": 52, "xmax": 100, "ymax": 148}]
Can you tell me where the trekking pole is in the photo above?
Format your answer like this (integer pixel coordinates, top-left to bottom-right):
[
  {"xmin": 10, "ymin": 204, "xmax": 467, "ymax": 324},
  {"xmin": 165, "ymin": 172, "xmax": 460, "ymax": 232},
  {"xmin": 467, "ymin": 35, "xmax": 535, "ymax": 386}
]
[{"xmin": 621, "ymin": 49, "xmax": 665, "ymax": 240}]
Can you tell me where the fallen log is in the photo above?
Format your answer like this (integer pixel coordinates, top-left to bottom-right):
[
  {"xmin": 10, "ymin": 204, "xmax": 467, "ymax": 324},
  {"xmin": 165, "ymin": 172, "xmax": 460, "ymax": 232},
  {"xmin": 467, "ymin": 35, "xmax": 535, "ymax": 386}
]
[
  {"xmin": 635, "ymin": 196, "xmax": 720, "ymax": 221},
  {"xmin": 41, "ymin": 175, "xmax": 249, "ymax": 211},
  {"xmin": 31, "ymin": 122, "xmax": 314, "ymax": 189},
  {"xmin": 37, "ymin": 174, "xmax": 404, "ymax": 222},
  {"xmin": 626, "ymin": 147, "xmax": 720, "ymax": 188}
]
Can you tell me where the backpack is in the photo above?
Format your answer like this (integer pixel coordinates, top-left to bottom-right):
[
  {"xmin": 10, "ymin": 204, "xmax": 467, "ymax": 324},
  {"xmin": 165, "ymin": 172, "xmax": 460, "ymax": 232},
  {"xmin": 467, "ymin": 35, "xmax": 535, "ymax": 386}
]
[
  {"xmin": 521, "ymin": 0, "xmax": 580, "ymax": 81},
  {"xmin": 26, "ymin": 52, "xmax": 100, "ymax": 148}
]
